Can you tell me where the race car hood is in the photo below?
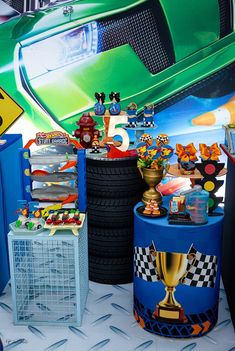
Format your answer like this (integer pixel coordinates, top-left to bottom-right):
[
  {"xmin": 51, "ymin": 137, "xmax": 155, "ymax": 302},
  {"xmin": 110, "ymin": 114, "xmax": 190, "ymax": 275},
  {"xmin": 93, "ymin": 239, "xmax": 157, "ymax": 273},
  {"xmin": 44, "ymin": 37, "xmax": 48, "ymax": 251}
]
[{"xmin": 0, "ymin": 0, "xmax": 146, "ymax": 41}]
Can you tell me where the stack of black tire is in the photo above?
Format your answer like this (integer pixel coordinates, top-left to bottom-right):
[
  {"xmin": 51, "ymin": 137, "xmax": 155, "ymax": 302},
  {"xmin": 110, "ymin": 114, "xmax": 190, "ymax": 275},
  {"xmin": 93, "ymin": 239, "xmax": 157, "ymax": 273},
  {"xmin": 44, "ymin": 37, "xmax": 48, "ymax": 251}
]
[{"xmin": 86, "ymin": 157, "xmax": 144, "ymax": 284}]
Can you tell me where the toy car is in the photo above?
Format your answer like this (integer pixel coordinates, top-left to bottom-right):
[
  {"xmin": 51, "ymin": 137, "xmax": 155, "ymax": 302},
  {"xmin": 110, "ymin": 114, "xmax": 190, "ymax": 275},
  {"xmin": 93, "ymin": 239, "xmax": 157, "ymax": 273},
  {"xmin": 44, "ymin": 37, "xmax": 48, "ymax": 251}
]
[
  {"xmin": 0, "ymin": 0, "xmax": 234, "ymax": 134},
  {"xmin": 15, "ymin": 215, "xmax": 42, "ymax": 230}
]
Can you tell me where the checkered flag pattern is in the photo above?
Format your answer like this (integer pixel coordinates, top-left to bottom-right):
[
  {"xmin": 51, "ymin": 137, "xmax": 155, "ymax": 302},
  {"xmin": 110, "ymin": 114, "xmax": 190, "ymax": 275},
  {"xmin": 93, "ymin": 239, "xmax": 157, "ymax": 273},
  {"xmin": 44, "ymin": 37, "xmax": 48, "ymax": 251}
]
[
  {"xmin": 134, "ymin": 243, "xmax": 159, "ymax": 282},
  {"xmin": 157, "ymin": 135, "xmax": 169, "ymax": 144},
  {"xmin": 184, "ymin": 245, "xmax": 218, "ymax": 288},
  {"xmin": 140, "ymin": 134, "xmax": 153, "ymax": 143},
  {"xmin": 129, "ymin": 121, "xmax": 137, "ymax": 127}
]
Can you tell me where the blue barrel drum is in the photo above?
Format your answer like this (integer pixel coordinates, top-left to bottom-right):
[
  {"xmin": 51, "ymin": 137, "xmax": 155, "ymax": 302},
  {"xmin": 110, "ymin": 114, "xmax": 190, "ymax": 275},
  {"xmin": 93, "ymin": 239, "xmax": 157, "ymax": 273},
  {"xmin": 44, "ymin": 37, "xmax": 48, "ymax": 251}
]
[{"xmin": 133, "ymin": 203, "xmax": 223, "ymax": 338}]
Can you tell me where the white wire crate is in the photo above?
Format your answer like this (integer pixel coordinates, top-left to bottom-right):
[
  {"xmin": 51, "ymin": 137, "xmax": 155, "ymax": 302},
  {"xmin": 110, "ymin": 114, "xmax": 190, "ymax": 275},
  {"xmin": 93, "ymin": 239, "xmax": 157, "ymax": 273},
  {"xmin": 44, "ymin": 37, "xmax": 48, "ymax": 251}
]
[{"xmin": 8, "ymin": 216, "xmax": 88, "ymax": 326}]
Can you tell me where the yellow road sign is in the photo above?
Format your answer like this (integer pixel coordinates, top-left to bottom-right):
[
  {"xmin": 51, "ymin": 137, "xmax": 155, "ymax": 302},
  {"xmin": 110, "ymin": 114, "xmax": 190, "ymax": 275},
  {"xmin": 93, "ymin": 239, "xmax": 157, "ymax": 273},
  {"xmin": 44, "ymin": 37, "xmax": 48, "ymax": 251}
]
[{"xmin": 0, "ymin": 87, "xmax": 24, "ymax": 136}]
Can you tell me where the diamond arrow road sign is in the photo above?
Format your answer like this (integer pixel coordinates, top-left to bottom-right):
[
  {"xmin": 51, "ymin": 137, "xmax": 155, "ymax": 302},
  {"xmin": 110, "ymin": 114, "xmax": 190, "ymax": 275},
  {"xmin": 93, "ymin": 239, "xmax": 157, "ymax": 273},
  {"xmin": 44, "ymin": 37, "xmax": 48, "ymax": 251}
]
[{"xmin": 0, "ymin": 87, "xmax": 24, "ymax": 136}]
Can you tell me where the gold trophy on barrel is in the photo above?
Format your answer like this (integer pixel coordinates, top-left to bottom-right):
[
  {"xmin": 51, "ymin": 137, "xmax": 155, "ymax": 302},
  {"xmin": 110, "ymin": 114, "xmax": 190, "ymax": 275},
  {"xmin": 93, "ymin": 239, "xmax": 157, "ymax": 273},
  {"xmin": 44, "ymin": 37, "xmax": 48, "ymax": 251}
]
[{"xmin": 150, "ymin": 248, "xmax": 195, "ymax": 323}]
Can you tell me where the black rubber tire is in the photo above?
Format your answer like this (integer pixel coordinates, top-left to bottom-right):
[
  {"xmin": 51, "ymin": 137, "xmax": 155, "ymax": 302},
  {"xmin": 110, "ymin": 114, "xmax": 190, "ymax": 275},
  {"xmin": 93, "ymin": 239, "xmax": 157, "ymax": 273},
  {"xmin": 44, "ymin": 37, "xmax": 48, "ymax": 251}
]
[
  {"xmin": 87, "ymin": 196, "xmax": 140, "ymax": 228},
  {"xmin": 87, "ymin": 164, "xmax": 141, "ymax": 179},
  {"xmin": 88, "ymin": 227, "xmax": 133, "ymax": 257},
  {"xmin": 86, "ymin": 157, "xmax": 146, "ymax": 198},
  {"xmin": 87, "ymin": 176, "xmax": 143, "ymax": 198},
  {"xmin": 86, "ymin": 158, "xmax": 140, "ymax": 283},
  {"xmin": 89, "ymin": 255, "xmax": 133, "ymax": 284},
  {"xmin": 86, "ymin": 157, "xmax": 138, "ymax": 173}
]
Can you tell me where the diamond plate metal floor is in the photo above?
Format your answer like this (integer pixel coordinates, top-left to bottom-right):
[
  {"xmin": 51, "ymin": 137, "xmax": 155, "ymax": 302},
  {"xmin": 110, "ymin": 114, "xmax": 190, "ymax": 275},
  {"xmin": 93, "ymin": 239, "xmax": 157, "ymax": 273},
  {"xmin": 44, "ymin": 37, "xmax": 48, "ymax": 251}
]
[{"xmin": 0, "ymin": 281, "xmax": 234, "ymax": 351}]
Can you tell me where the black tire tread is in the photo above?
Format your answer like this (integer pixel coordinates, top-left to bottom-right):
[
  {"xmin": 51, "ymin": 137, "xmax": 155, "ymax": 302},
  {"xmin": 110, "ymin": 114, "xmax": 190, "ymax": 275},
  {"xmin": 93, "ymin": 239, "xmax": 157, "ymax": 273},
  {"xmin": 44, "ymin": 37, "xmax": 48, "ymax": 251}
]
[
  {"xmin": 89, "ymin": 255, "xmax": 133, "ymax": 284},
  {"xmin": 88, "ymin": 196, "xmax": 140, "ymax": 207},
  {"xmin": 86, "ymin": 158, "xmax": 137, "ymax": 169},
  {"xmin": 88, "ymin": 234, "xmax": 133, "ymax": 257},
  {"xmin": 89, "ymin": 226, "xmax": 133, "ymax": 239},
  {"xmin": 88, "ymin": 197, "xmax": 139, "ymax": 228}
]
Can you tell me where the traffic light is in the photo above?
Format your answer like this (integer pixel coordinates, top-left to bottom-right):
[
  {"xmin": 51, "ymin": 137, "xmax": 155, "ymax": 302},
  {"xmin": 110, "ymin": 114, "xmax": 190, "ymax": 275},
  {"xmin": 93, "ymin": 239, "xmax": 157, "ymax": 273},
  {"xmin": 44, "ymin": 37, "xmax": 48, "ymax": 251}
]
[{"xmin": 195, "ymin": 160, "xmax": 224, "ymax": 213}]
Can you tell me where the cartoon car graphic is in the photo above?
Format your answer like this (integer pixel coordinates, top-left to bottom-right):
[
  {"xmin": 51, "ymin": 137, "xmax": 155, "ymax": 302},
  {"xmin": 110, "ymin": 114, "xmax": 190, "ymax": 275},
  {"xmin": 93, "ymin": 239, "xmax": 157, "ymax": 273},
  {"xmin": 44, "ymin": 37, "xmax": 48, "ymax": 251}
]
[{"xmin": 0, "ymin": 0, "xmax": 234, "ymax": 135}]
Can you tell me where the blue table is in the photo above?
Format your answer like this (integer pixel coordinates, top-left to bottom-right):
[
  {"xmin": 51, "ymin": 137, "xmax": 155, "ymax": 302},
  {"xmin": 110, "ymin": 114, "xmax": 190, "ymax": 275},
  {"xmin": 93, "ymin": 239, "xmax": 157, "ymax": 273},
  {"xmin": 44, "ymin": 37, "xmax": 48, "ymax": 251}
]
[{"xmin": 133, "ymin": 202, "xmax": 224, "ymax": 338}]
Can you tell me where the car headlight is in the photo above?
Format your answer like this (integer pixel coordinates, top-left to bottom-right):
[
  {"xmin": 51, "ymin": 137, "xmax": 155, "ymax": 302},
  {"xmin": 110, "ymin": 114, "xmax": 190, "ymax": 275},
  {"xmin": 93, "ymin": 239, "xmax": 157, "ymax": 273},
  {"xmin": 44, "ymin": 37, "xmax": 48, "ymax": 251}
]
[{"xmin": 20, "ymin": 21, "xmax": 98, "ymax": 80}]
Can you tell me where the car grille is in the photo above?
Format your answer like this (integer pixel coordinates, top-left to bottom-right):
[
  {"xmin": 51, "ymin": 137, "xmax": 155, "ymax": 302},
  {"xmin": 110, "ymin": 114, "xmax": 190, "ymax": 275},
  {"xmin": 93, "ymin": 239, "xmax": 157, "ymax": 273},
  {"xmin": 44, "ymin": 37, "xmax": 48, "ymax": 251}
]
[
  {"xmin": 97, "ymin": 2, "xmax": 175, "ymax": 75},
  {"xmin": 153, "ymin": 62, "xmax": 235, "ymax": 113},
  {"xmin": 3, "ymin": 0, "xmax": 25, "ymax": 12},
  {"xmin": 218, "ymin": 0, "xmax": 232, "ymax": 37}
]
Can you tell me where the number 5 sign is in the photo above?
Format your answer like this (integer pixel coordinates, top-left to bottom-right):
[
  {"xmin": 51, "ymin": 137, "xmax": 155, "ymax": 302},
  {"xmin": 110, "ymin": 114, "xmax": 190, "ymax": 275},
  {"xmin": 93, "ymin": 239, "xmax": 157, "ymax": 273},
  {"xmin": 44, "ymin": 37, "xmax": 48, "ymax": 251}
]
[
  {"xmin": 0, "ymin": 87, "xmax": 24, "ymax": 136},
  {"xmin": 108, "ymin": 115, "xmax": 129, "ymax": 152}
]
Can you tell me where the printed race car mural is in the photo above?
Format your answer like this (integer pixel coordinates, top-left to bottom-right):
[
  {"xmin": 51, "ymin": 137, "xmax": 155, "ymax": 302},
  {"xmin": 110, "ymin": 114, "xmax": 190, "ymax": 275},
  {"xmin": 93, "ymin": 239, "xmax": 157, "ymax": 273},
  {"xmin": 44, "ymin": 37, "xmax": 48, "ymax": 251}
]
[{"xmin": 0, "ymin": 0, "xmax": 234, "ymax": 135}]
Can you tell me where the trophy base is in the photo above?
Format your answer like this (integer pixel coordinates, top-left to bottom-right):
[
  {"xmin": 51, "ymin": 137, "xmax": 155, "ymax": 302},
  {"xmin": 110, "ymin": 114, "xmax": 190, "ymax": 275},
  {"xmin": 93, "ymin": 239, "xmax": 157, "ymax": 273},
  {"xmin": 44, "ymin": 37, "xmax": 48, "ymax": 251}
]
[{"xmin": 152, "ymin": 305, "xmax": 188, "ymax": 324}]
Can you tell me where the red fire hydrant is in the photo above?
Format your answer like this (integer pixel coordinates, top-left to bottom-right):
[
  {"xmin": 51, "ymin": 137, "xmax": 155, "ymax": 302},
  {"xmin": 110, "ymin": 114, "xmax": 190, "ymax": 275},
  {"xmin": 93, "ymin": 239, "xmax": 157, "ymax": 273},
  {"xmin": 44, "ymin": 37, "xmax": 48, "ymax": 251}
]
[{"xmin": 72, "ymin": 113, "xmax": 101, "ymax": 149}]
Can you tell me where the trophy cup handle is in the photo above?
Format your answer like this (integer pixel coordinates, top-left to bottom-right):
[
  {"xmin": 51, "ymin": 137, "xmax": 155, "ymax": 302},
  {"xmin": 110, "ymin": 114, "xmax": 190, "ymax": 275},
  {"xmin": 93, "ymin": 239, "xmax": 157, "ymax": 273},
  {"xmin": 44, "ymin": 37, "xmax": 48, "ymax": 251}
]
[
  {"xmin": 180, "ymin": 253, "xmax": 196, "ymax": 284},
  {"xmin": 138, "ymin": 167, "xmax": 144, "ymax": 179}
]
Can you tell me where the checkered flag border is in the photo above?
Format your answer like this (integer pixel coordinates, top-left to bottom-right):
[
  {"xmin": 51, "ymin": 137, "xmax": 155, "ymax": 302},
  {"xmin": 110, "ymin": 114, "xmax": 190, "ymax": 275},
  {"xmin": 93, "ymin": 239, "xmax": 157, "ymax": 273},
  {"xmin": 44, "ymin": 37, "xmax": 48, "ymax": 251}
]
[
  {"xmin": 184, "ymin": 245, "xmax": 218, "ymax": 288},
  {"xmin": 134, "ymin": 243, "xmax": 217, "ymax": 288},
  {"xmin": 134, "ymin": 243, "xmax": 159, "ymax": 282}
]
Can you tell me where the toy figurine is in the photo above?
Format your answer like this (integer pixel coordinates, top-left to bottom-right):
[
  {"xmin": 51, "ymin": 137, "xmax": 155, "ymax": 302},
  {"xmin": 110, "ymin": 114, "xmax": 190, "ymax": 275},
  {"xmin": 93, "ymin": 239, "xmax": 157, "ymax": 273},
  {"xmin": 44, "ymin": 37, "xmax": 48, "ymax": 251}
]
[
  {"xmin": 91, "ymin": 135, "xmax": 100, "ymax": 153},
  {"xmin": 72, "ymin": 113, "xmax": 101, "ymax": 148},
  {"xmin": 94, "ymin": 92, "xmax": 106, "ymax": 115},
  {"xmin": 126, "ymin": 102, "xmax": 138, "ymax": 127},
  {"xmin": 143, "ymin": 103, "xmax": 154, "ymax": 127},
  {"xmin": 109, "ymin": 91, "xmax": 121, "ymax": 115}
]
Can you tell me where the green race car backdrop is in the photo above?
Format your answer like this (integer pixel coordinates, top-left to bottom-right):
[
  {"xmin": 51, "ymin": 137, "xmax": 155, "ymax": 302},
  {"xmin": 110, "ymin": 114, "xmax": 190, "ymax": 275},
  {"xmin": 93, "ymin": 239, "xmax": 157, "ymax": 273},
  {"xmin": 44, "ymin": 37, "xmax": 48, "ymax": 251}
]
[{"xmin": 0, "ymin": 0, "xmax": 234, "ymax": 139}]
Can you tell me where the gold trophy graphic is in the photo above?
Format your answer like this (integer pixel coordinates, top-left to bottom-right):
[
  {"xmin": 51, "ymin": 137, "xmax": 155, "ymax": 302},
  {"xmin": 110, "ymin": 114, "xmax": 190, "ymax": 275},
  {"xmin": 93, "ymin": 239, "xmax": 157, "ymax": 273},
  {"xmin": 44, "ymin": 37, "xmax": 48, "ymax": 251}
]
[{"xmin": 150, "ymin": 248, "xmax": 195, "ymax": 323}]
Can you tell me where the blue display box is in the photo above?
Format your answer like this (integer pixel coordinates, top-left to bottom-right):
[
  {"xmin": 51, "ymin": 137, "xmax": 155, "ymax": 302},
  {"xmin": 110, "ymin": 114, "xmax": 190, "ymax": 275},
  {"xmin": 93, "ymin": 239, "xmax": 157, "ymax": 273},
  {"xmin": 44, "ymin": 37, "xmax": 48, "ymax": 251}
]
[{"xmin": 0, "ymin": 134, "xmax": 23, "ymax": 293}]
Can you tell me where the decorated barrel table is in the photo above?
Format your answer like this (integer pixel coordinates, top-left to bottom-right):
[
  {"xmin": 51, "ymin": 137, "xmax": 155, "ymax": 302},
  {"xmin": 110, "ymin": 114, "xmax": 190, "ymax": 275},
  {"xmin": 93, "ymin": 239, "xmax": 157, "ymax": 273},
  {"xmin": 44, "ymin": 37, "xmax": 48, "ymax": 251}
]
[{"xmin": 133, "ymin": 202, "xmax": 224, "ymax": 338}]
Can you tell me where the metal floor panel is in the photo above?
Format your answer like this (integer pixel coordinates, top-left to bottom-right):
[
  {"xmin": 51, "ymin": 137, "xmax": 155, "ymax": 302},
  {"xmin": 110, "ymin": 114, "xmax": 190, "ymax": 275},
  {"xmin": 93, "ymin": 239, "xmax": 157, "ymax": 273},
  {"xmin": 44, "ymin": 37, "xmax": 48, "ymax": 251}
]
[{"xmin": 0, "ymin": 280, "xmax": 234, "ymax": 351}]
